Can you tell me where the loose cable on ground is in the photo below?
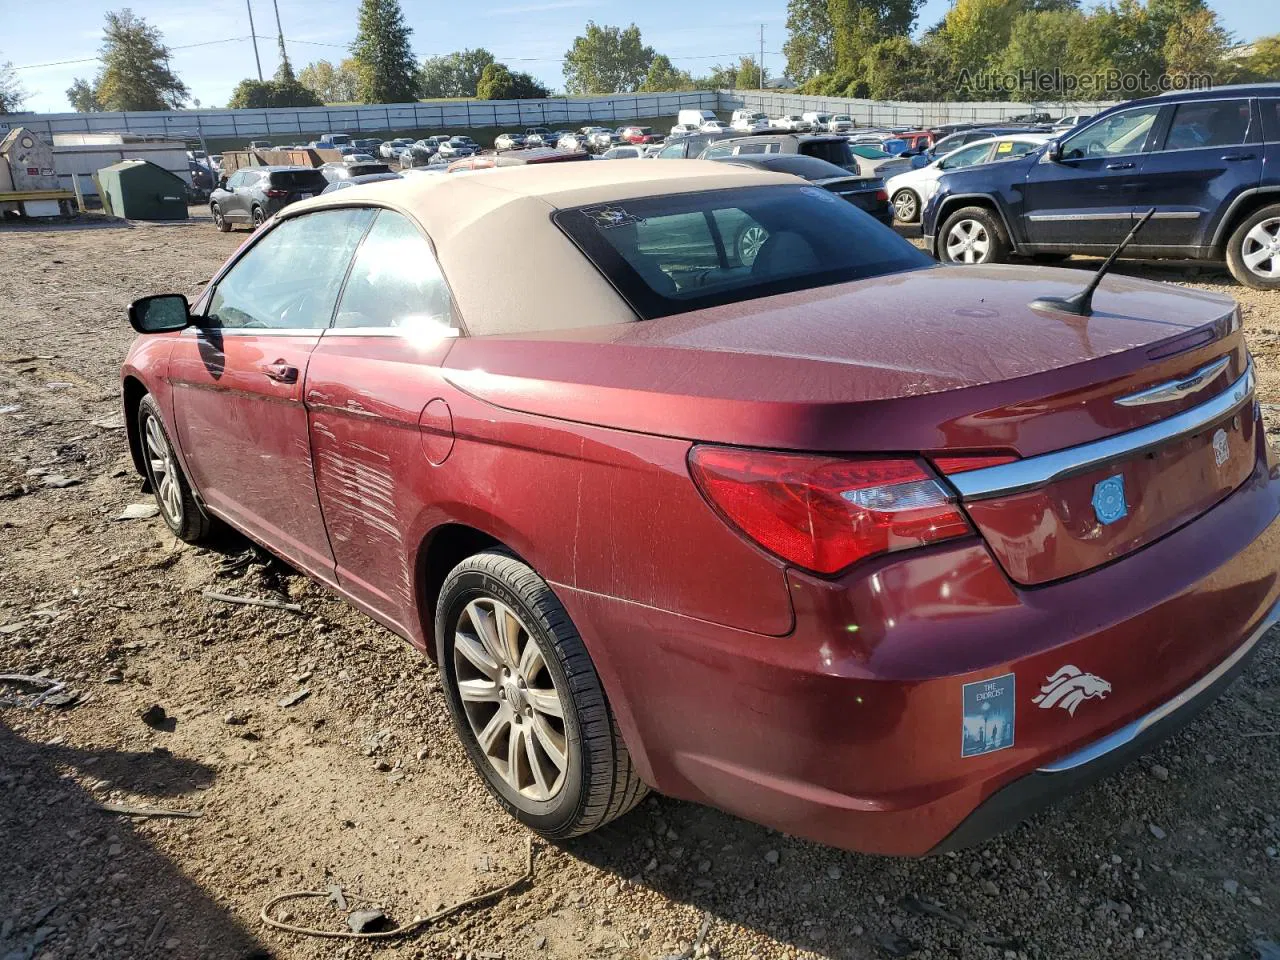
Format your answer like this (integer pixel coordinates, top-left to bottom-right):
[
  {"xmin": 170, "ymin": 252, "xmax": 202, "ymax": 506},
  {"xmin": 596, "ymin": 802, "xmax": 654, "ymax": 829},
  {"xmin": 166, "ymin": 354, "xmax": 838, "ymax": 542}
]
[{"xmin": 258, "ymin": 835, "xmax": 534, "ymax": 940}]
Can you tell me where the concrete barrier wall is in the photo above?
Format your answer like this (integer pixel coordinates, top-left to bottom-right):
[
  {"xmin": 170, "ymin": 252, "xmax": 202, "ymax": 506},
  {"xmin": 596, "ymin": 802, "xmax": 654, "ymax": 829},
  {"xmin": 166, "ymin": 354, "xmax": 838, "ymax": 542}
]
[
  {"xmin": 1, "ymin": 90, "xmax": 1118, "ymax": 145},
  {"xmin": 1, "ymin": 92, "xmax": 723, "ymax": 142},
  {"xmin": 717, "ymin": 91, "xmax": 1117, "ymax": 128}
]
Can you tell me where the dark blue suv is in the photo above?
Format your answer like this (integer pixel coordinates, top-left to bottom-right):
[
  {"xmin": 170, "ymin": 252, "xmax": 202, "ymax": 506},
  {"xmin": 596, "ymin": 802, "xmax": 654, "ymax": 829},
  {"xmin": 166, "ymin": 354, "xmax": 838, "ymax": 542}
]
[{"xmin": 922, "ymin": 84, "xmax": 1280, "ymax": 289}]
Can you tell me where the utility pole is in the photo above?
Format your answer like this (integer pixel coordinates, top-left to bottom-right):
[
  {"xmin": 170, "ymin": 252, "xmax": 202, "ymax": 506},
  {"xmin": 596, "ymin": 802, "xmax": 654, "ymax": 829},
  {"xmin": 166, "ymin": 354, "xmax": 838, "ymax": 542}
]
[
  {"xmin": 271, "ymin": 0, "xmax": 290, "ymax": 75},
  {"xmin": 759, "ymin": 24, "xmax": 765, "ymax": 90},
  {"xmin": 246, "ymin": 0, "xmax": 263, "ymax": 81}
]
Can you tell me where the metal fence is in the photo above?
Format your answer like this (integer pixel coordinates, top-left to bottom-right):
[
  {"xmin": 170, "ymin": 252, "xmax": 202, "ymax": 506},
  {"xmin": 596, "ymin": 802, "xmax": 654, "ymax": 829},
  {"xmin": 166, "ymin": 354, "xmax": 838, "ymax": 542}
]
[
  {"xmin": 2, "ymin": 89, "xmax": 1119, "ymax": 144},
  {"xmin": 718, "ymin": 91, "xmax": 1117, "ymax": 128},
  {"xmin": 2, "ymin": 92, "xmax": 721, "ymax": 142}
]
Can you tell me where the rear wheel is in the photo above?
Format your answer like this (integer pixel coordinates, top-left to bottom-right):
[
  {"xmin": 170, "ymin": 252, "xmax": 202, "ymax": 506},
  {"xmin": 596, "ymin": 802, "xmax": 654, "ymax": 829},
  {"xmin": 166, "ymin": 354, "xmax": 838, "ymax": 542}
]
[
  {"xmin": 211, "ymin": 203, "xmax": 232, "ymax": 232},
  {"xmin": 1225, "ymin": 203, "xmax": 1280, "ymax": 290},
  {"xmin": 137, "ymin": 394, "xmax": 220, "ymax": 544},
  {"xmin": 938, "ymin": 206, "xmax": 1010, "ymax": 265},
  {"xmin": 436, "ymin": 551, "xmax": 647, "ymax": 839},
  {"xmin": 892, "ymin": 189, "xmax": 920, "ymax": 224},
  {"xmin": 251, "ymin": 205, "xmax": 266, "ymax": 228}
]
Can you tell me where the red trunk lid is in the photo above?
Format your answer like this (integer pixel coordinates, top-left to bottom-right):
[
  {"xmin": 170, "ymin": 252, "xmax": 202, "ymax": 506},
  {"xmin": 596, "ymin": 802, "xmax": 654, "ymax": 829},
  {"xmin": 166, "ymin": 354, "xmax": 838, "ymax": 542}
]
[{"xmin": 445, "ymin": 264, "xmax": 1254, "ymax": 584}]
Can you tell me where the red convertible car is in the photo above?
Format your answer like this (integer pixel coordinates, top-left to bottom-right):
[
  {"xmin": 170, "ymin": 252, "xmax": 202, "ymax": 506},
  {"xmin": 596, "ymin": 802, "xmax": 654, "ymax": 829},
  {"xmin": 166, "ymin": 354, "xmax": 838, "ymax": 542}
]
[{"xmin": 121, "ymin": 161, "xmax": 1280, "ymax": 855}]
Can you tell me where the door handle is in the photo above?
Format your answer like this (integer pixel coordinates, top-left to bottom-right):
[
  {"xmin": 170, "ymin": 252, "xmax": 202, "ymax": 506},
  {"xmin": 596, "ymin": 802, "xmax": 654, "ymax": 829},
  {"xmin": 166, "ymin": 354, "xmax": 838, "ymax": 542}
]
[
  {"xmin": 262, "ymin": 361, "xmax": 299, "ymax": 383},
  {"xmin": 1104, "ymin": 161, "xmax": 1134, "ymax": 170},
  {"xmin": 1221, "ymin": 153, "xmax": 1256, "ymax": 162}
]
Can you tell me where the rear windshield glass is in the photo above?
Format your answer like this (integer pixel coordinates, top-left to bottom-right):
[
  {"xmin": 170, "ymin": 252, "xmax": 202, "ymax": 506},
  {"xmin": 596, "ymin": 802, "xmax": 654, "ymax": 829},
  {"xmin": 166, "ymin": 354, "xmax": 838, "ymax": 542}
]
[
  {"xmin": 743, "ymin": 154, "xmax": 854, "ymax": 180},
  {"xmin": 800, "ymin": 139, "xmax": 856, "ymax": 171},
  {"xmin": 347, "ymin": 163, "xmax": 392, "ymax": 176},
  {"xmin": 553, "ymin": 185, "xmax": 931, "ymax": 320},
  {"xmin": 270, "ymin": 170, "xmax": 328, "ymax": 189}
]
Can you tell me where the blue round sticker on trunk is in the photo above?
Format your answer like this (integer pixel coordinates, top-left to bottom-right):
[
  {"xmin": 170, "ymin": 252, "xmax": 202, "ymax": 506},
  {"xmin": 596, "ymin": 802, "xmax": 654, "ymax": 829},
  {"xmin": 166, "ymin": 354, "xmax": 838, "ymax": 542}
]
[{"xmin": 1092, "ymin": 474, "xmax": 1127, "ymax": 525}]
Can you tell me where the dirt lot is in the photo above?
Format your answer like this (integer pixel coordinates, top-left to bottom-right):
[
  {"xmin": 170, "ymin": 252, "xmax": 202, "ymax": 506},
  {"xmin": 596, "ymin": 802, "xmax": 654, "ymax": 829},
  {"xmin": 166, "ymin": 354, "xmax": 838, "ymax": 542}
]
[{"xmin": 1, "ymin": 211, "xmax": 1278, "ymax": 960}]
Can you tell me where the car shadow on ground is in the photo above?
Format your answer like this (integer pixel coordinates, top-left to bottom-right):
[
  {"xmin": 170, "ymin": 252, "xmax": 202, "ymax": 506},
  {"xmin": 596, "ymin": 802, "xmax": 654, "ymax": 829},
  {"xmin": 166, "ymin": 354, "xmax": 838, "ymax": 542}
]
[{"xmin": 0, "ymin": 721, "xmax": 271, "ymax": 960}]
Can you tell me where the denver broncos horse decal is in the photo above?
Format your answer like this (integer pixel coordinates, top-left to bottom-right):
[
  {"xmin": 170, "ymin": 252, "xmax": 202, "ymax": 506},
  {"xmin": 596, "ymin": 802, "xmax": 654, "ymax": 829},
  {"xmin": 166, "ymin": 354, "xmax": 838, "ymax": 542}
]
[{"xmin": 1032, "ymin": 665, "xmax": 1112, "ymax": 716}]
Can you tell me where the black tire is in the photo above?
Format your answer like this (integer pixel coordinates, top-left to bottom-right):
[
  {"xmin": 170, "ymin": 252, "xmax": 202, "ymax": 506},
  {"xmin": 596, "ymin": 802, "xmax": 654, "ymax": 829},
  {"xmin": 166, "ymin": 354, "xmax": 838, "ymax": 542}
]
[
  {"xmin": 251, "ymin": 205, "xmax": 266, "ymax": 228},
  {"xmin": 436, "ymin": 551, "xmax": 647, "ymax": 839},
  {"xmin": 211, "ymin": 203, "xmax": 232, "ymax": 232},
  {"xmin": 937, "ymin": 205, "xmax": 1011, "ymax": 265},
  {"xmin": 1225, "ymin": 203, "xmax": 1280, "ymax": 291},
  {"xmin": 892, "ymin": 189, "xmax": 920, "ymax": 224},
  {"xmin": 137, "ymin": 394, "xmax": 220, "ymax": 544}
]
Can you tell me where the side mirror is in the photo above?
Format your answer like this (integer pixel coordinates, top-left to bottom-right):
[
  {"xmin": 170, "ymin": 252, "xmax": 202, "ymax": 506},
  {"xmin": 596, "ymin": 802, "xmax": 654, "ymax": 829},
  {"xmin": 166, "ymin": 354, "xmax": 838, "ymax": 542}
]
[
  {"xmin": 217, "ymin": 175, "xmax": 228, "ymax": 188},
  {"xmin": 128, "ymin": 294, "xmax": 191, "ymax": 334},
  {"xmin": 1045, "ymin": 140, "xmax": 1062, "ymax": 163}
]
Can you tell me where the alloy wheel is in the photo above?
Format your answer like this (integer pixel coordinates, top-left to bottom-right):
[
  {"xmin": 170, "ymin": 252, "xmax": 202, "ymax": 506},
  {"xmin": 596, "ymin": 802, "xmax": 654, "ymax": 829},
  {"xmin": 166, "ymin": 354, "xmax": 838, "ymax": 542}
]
[
  {"xmin": 144, "ymin": 413, "xmax": 183, "ymax": 527},
  {"xmin": 1241, "ymin": 216, "xmax": 1280, "ymax": 280},
  {"xmin": 893, "ymin": 190, "xmax": 918, "ymax": 222},
  {"xmin": 452, "ymin": 596, "xmax": 568, "ymax": 802},
  {"xmin": 737, "ymin": 225, "xmax": 768, "ymax": 265},
  {"xmin": 212, "ymin": 207, "xmax": 225, "ymax": 229},
  {"xmin": 252, "ymin": 207, "xmax": 265, "ymax": 227},
  {"xmin": 945, "ymin": 219, "xmax": 991, "ymax": 264}
]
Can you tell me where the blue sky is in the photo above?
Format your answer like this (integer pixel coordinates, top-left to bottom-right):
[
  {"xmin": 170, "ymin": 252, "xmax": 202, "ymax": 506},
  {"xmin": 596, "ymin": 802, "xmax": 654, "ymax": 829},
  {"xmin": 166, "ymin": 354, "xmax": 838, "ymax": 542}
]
[{"xmin": 3, "ymin": 0, "xmax": 1270, "ymax": 113}]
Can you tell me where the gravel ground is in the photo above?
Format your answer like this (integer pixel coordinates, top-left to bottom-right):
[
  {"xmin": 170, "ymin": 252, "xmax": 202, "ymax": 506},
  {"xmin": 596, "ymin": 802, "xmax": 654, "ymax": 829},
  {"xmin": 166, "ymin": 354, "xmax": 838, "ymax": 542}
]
[{"xmin": 1, "ymin": 211, "xmax": 1278, "ymax": 960}]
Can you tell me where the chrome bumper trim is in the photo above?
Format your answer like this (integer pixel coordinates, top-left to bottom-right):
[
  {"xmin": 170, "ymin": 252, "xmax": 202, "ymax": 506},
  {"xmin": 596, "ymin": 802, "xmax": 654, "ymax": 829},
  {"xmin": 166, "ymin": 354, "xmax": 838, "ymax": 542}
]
[
  {"xmin": 950, "ymin": 360, "xmax": 1254, "ymax": 501},
  {"xmin": 1037, "ymin": 597, "xmax": 1280, "ymax": 774}
]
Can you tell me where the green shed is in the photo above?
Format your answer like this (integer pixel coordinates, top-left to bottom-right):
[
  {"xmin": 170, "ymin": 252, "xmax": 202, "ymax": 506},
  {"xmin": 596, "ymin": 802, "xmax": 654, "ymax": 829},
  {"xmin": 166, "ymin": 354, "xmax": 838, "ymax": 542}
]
[{"xmin": 95, "ymin": 160, "xmax": 188, "ymax": 221}]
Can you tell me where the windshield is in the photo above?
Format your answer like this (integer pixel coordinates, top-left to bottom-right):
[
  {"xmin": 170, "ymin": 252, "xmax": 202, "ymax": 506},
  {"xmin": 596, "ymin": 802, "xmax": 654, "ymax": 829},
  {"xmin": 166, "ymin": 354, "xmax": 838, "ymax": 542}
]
[
  {"xmin": 553, "ymin": 185, "xmax": 930, "ymax": 320},
  {"xmin": 802, "ymin": 139, "xmax": 857, "ymax": 172},
  {"xmin": 269, "ymin": 171, "xmax": 328, "ymax": 189}
]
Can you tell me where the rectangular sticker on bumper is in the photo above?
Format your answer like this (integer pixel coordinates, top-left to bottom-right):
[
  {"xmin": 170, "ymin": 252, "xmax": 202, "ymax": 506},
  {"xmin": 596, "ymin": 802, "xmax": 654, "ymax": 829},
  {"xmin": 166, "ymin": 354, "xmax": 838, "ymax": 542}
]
[{"xmin": 962, "ymin": 673, "xmax": 1015, "ymax": 757}]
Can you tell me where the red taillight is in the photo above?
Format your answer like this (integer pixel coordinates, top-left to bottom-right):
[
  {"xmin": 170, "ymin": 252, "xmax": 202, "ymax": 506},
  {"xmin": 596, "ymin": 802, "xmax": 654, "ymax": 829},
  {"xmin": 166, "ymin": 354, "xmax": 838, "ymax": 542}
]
[
  {"xmin": 264, "ymin": 188, "xmax": 288, "ymax": 198},
  {"xmin": 931, "ymin": 454, "xmax": 1018, "ymax": 475},
  {"xmin": 688, "ymin": 446, "xmax": 972, "ymax": 574},
  {"xmin": 875, "ymin": 189, "xmax": 888, "ymax": 202}
]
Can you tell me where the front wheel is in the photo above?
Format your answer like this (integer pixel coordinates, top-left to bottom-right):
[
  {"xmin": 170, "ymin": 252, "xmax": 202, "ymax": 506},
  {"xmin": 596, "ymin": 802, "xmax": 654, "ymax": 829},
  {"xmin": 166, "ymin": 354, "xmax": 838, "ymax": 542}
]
[
  {"xmin": 211, "ymin": 203, "xmax": 232, "ymax": 232},
  {"xmin": 892, "ymin": 189, "xmax": 919, "ymax": 223},
  {"xmin": 436, "ymin": 551, "xmax": 647, "ymax": 839},
  {"xmin": 1225, "ymin": 203, "xmax": 1280, "ymax": 290},
  {"xmin": 938, "ymin": 206, "xmax": 1010, "ymax": 265},
  {"xmin": 137, "ymin": 395, "xmax": 220, "ymax": 544}
]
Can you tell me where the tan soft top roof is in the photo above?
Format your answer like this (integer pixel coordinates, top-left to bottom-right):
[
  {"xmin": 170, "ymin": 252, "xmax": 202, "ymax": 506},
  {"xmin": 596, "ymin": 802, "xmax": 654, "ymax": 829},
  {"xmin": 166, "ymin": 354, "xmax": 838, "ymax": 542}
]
[{"xmin": 285, "ymin": 161, "xmax": 796, "ymax": 335}]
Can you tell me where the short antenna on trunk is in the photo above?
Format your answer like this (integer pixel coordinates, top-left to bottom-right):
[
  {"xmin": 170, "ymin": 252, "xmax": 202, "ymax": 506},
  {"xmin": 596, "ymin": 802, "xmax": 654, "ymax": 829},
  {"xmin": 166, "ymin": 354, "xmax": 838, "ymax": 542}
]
[{"xmin": 1029, "ymin": 207, "xmax": 1157, "ymax": 317}]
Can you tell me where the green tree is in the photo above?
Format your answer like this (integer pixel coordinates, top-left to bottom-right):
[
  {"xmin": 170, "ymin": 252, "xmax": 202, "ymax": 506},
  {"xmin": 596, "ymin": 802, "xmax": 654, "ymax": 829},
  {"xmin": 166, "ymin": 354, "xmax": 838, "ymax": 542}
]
[
  {"xmin": 419, "ymin": 48, "xmax": 496, "ymax": 98},
  {"xmin": 350, "ymin": 0, "xmax": 418, "ymax": 104},
  {"xmin": 298, "ymin": 59, "xmax": 360, "ymax": 103},
  {"xmin": 695, "ymin": 63, "xmax": 740, "ymax": 89},
  {"xmin": 733, "ymin": 55, "xmax": 764, "ymax": 88},
  {"xmin": 66, "ymin": 77, "xmax": 102, "ymax": 112},
  {"xmin": 475, "ymin": 63, "xmax": 549, "ymax": 99},
  {"xmin": 639, "ymin": 54, "xmax": 695, "ymax": 91},
  {"xmin": 862, "ymin": 36, "xmax": 947, "ymax": 99},
  {"xmin": 1235, "ymin": 34, "xmax": 1280, "ymax": 81},
  {"xmin": 783, "ymin": 0, "xmax": 835, "ymax": 82},
  {"xmin": 227, "ymin": 77, "xmax": 322, "ymax": 108},
  {"xmin": 1, "ymin": 59, "xmax": 29, "ymax": 113},
  {"xmin": 829, "ymin": 0, "xmax": 923, "ymax": 72},
  {"xmin": 93, "ymin": 9, "xmax": 189, "ymax": 110},
  {"xmin": 1162, "ymin": 7, "xmax": 1230, "ymax": 82},
  {"xmin": 934, "ymin": 0, "xmax": 1025, "ymax": 98},
  {"xmin": 997, "ymin": 9, "xmax": 1106, "ymax": 100},
  {"xmin": 562, "ymin": 22, "xmax": 655, "ymax": 94}
]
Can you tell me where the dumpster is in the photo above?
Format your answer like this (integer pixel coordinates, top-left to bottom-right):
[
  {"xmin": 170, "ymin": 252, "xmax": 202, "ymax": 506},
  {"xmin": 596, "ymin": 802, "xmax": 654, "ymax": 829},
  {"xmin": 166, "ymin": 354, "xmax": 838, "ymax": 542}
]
[{"xmin": 95, "ymin": 159, "xmax": 188, "ymax": 220}]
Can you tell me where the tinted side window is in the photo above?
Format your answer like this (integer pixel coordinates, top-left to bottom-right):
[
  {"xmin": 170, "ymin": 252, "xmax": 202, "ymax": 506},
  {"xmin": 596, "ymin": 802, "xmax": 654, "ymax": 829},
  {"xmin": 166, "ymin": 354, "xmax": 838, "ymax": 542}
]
[
  {"xmin": 1162, "ymin": 99, "xmax": 1252, "ymax": 150},
  {"xmin": 1061, "ymin": 105, "xmax": 1161, "ymax": 159},
  {"xmin": 334, "ymin": 210, "xmax": 457, "ymax": 334},
  {"xmin": 205, "ymin": 209, "xmax": 375, "ymax": 330},
  {"xmin": 1263, "ymin": 100, "xmax": 1280, "ymax": 143}
]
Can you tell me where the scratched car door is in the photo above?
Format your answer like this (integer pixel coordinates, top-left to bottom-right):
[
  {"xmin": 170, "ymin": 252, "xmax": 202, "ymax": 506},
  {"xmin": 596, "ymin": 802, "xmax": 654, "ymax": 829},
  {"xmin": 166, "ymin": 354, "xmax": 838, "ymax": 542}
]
[
  {"xmin": 305, "ymin": 209, "xmax": 460, "ymax": 632},
  {"xmin": 170, "ymin": 208, "xmax": 375, "ymax": 576}
]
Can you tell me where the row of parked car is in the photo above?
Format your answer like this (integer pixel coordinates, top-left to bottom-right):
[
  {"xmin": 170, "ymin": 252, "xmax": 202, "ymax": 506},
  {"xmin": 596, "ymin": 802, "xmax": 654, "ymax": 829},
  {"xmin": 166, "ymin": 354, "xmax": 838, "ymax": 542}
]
[{"xmin": 213, "ymin": 86, "xmax": 1280, "ymax": 288}]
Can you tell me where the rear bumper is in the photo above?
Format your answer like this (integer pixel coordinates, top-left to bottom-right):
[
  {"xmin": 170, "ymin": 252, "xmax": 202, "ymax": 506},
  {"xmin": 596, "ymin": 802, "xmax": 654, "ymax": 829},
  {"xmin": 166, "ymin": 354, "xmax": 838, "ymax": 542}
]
[
  {"xmin": 557, "ymin": 440, "xmax": 1280, "ymax": 856},
  {"xmin": 931, "ymin": 595, "xmax": 1279, "ymax": 852}
]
